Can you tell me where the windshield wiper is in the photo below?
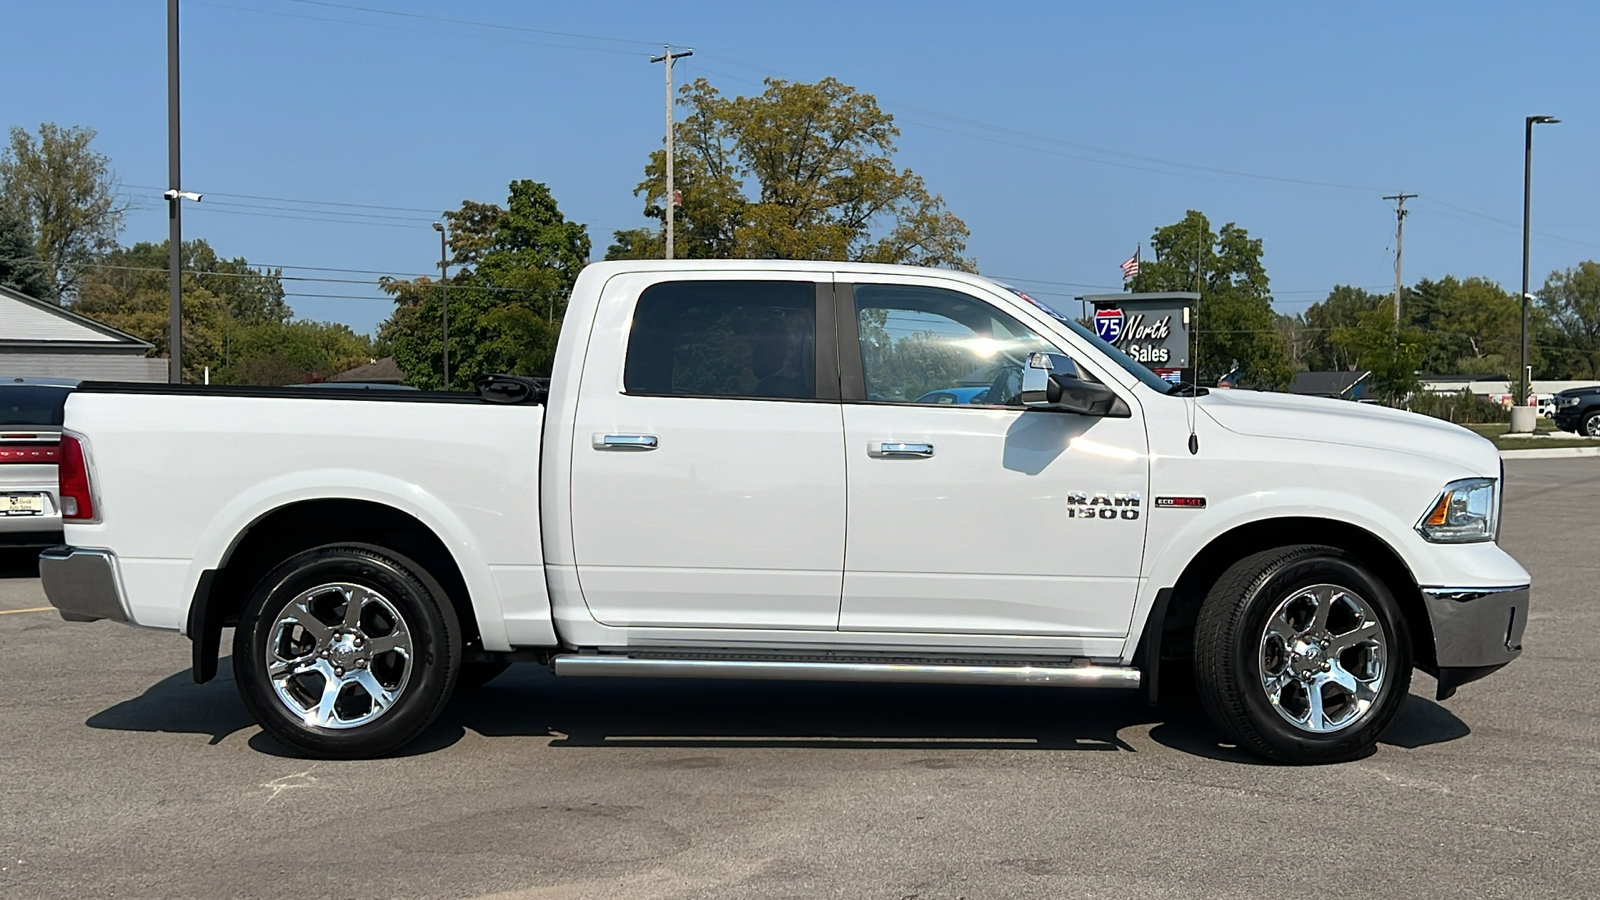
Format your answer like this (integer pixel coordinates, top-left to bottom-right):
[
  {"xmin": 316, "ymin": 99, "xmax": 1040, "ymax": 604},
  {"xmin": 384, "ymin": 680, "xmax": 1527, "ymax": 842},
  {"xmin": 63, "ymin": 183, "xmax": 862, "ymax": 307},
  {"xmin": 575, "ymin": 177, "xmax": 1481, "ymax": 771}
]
[{"xmin": 1166, "ymin": 381, "xmax": 1209, "ymax": 397}]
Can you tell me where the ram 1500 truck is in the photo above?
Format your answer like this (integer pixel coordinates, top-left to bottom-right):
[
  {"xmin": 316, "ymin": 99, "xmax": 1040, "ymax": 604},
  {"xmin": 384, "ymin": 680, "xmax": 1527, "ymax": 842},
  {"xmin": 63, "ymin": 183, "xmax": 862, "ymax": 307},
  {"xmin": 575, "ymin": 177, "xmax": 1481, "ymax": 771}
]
[{"xmin": 40, "ymin": 261, "xmax": 1529, "ymax": 763}]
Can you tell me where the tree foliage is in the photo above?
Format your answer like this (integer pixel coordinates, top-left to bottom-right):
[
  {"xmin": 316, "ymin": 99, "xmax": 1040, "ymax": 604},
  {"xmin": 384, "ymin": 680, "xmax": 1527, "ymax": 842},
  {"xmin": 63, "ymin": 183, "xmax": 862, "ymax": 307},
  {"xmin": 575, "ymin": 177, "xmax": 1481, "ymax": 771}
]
[
  {"xmin": 607, "ymin": 77, "xmax": 973, "ymax": 270},
  {"xmin": 1127, "ymin": 210, "xmax": 1290, "ymax": 388},
  {"xmin": 381, "ymin": 180, "xmax": 589, "ymax": 389},
  {"xmin": 1329, "ymin": 297, "xmax": 1428, "ymax": 405},
  {"xmin": 0, "ymin": 205, "xmax": 54, "ymax": 300},
  {"xmin": 1537, "ymin": 261, "xmax": 1600, "ymax": 379},
  {"xmin": 1297, "ymin": 285, "xmax": 1384, "ymax": 371},
  {"xmin": 1406, "ymin": 276, "xmax": 1520, "ymax": 377},
  {"xmin": 73, "ymin": 238, "xmax": 357, "ymax": 384},
  {"xmin": 0, "ymin": 124, "xmax": 126, "ymax": 300}
]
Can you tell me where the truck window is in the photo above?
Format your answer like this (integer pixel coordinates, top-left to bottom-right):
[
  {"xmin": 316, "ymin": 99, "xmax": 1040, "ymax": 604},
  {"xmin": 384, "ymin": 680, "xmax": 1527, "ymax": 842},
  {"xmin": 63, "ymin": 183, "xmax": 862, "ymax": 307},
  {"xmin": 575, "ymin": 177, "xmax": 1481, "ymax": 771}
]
[
  {"xmin": 624, "ymin": 281, "xmax": 817, "ymax": 400},
  {"xmin": 0, "ymin": 385, "xmax": 71, "ymax": 426},
  {"xmin": 852, "ymin": 284, "xmax": 1056, "ymax": 405}
]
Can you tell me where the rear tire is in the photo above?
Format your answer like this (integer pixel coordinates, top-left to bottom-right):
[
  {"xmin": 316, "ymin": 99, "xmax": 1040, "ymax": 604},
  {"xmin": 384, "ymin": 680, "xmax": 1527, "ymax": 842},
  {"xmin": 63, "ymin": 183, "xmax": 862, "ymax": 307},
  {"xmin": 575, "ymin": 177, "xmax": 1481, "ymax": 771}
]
[
  {"xmin": 1194, "ymin": 545, "xmax": 1411, "ymax": 764},
  {"xmin": 233, "ymin": 544, "xmax": 460, "ymax": 758}
]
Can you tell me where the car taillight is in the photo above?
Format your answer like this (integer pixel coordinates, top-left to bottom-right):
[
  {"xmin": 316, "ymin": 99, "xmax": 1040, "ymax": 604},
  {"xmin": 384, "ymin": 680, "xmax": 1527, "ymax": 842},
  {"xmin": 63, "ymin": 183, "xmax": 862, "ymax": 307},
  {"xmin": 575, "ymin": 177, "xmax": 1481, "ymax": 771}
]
[{"xmin": 59, "ymin": 434, "xmax": 95, "ymax": 521}]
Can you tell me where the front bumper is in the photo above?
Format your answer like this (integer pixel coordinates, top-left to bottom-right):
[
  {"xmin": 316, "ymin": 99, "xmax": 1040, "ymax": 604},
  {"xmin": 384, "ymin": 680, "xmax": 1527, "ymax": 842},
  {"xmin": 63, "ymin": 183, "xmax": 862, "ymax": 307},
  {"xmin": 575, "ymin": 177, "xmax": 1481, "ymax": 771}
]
[
  {"xmin": 1422, "ymin": 585, "xmax": 1528, "ymax": 700},
  {"xmin": 39, "ymin": 546, "xmax": 130, "ymax": 624}
]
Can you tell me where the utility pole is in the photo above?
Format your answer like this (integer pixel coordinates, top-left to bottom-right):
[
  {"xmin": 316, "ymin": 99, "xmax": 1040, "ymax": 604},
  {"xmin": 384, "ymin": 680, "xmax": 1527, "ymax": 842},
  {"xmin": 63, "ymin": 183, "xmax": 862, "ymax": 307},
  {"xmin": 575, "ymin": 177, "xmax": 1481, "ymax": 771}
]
[
  {"xmin": 166, "ymin": 0, "xmax": 182, "ymax": 383},
  {"xmin": 1382, "ymin": 193, "xmax": 1417, "ymax": 327},
  {"xmin": 650, "ymin": 45, "xmax": 692, "ymax": 259},
  {"xmin": 433, "ymin": 222, "xmax": 449, "ymax": 388}
]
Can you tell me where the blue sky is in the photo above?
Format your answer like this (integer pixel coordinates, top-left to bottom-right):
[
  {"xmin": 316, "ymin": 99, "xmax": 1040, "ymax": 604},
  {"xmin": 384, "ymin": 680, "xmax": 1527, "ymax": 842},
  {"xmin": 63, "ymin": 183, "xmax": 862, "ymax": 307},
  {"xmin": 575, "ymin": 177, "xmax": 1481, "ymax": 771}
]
[{"xmin": 7, "ymin": 0, "xmax": 1596, "ymax": 335}]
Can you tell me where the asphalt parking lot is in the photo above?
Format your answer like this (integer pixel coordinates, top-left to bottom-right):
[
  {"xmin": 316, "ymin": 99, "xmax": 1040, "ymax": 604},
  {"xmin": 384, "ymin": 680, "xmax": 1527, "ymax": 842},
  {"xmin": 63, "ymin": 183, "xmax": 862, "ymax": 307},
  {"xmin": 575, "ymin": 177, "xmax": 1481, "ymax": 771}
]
[{"xmin": 1, "ymin": 458, "xmax": 1596, "ymax": 900}]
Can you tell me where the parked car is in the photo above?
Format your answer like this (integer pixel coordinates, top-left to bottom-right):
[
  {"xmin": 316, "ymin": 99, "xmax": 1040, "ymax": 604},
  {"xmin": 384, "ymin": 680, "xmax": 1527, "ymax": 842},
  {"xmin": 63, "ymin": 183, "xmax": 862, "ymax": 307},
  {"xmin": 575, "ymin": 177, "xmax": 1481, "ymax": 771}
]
[
  {"xmin": 1551, "ymin": 385, "xmax": 1600, "ymax": 436},
  {"xmin": 40, "ymin": 261, "xmax": 1527, "ymax": 764},
  {"xmin": 0, "ymin": 378, "xmax": 76, "ymax": 546}
]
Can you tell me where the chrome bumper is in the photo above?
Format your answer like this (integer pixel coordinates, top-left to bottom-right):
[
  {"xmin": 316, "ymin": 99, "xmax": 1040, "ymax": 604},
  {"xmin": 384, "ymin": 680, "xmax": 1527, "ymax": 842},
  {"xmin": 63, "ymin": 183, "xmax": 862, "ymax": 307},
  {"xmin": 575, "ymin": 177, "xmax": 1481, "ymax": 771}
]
[
  {"xmin": 1422, "ymin": 585, "xmax": 1528, "ymax": 700},
  {"xmin": 39, "ymin": 546, "xmax": 130, "ymax": 624}
]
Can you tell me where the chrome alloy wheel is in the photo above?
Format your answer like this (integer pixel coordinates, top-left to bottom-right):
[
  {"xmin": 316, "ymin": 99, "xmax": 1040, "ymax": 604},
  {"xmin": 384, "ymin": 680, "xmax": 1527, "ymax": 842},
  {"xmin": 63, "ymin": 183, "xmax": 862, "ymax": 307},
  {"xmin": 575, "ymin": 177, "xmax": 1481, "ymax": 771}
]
[
  {"xmin": 1257, "ymin": 584, "xmax": 1387, "ymax": 734},
  {"xmin": 264, "ymin": 582, "xmax": 413, "ymax": 730},
  {"xmin": 1586, "ymin": 414, "xmax": 1600, "ymax": 437}
]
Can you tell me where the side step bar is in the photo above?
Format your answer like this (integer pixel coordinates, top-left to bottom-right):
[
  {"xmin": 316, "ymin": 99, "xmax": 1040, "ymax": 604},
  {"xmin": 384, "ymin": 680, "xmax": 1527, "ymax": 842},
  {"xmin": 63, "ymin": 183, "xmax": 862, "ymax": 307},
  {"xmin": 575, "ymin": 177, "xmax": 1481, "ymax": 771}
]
[{"xmin": 552, "ymin": 654, "xmax": 1141, "ymax": 689}]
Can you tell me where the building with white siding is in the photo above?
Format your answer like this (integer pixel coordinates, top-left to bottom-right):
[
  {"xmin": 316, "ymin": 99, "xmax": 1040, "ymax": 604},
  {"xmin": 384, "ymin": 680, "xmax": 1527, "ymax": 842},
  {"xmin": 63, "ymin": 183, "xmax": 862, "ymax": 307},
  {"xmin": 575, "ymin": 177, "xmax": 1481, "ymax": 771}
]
[{"xmin": 0, "ymin": 284, "xmax": 166, "ymax": 382}]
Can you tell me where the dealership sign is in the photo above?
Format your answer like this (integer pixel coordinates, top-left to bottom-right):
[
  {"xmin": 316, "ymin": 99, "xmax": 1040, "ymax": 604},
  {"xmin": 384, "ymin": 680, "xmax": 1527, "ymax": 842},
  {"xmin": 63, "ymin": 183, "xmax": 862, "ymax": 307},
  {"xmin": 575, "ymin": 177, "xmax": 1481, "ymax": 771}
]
[{"xmin": 1081, "ymin": 292, "xmax": 1197, "ymax": 372}]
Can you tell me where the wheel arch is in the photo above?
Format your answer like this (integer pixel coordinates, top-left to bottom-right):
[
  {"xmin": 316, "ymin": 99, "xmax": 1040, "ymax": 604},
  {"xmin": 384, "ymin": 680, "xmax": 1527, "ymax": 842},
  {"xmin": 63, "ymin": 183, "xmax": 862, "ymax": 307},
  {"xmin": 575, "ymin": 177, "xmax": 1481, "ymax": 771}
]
[
  {"xmin": 188, "ymin": 498, "xmax": 481, "ymax": 684},
  {"xmin": 1138, "ymin": 516, "xmax": 1435, "ymax": 702}
]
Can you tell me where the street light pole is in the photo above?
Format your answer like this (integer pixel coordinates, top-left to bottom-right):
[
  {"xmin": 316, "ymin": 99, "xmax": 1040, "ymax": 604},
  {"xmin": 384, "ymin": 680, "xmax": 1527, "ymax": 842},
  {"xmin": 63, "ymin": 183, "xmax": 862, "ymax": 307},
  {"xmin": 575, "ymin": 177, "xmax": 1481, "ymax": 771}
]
[
  {"xmin": 1522, "ymin": 115, "xmax": 1559, "ymax": 407},
  {"xmin": 433, "ymin": 222, "xmax": 449, "ymax": 389},
  {"xmin": 166, "ymin": 0, "xmax": 182, "ymax": 383},
  {"xmin": 650, "ymin": 46, "xmax": 693, "ymax": 260}
]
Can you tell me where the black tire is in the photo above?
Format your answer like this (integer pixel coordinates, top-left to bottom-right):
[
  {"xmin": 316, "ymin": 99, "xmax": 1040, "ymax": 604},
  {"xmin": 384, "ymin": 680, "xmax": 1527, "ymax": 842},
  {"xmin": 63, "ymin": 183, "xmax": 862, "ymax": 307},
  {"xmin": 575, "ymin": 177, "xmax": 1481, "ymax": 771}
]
[
  {"xmin": 1194, "ymin": 545, "xmax": 1411, "ymax": 764},
  {"xmin": 1583, "ymin": 410, "xmax": 1600, "ymax": 438},
  {"xmin": 456, "ymin": 659, "xmax": 512, "ymax": 693},
  {"xmin": 233, "ymin": 544, "xmax": 461, "ymax": 758}
]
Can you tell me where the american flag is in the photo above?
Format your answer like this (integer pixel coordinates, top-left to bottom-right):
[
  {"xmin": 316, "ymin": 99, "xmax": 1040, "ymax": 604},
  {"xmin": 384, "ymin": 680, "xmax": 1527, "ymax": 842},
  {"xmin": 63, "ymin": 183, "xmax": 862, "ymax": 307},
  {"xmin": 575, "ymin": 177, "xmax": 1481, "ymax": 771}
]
[{"xmin": 1120, "ymin": 246, "xmax": 1141, "ymax": 280}]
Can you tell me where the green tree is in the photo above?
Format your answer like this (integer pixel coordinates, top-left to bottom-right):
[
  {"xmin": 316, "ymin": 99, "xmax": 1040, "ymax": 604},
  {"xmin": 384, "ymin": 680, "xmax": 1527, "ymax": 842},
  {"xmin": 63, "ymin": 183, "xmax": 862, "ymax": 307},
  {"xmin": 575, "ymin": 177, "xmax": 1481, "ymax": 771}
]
[
  {"xmin": 1330, "ymin": 298, "xmax": 1429, "ymax": 405},
  {"xmin": 608, "ymin": 77, "xmax": 973, "ymax": 270},
  {"xmin": 0, "ymin": 205, "xmax": 54, "ymax": 300},
  {"xmin": 73, "ymin": 238, "xmax": 291, "ymax": 382},
  {"xmin": 1127, "ymin": 210, "xmax": 1291, "ymax": 388},
  {"xmin": 219, "ymin": 320, "xmax": 373, "ymax": 385},
  {"xmin": 381, "ymin": 180, "xmax": 590, "ymax": 389},
  {"xmin": 0, "ymin": 124, "xmax": 126, "ymax": 300},
  {"xmin": 1406, "ymin": 276, "xmax": 1520, "ymax": 377},
  {"xmin": 1538, "ymin": 261, "xmax": 1600, "ymax": 379},
  {"xmin": 1301, "ymin": 285, "xmax": 1383, "ymax": 371}
]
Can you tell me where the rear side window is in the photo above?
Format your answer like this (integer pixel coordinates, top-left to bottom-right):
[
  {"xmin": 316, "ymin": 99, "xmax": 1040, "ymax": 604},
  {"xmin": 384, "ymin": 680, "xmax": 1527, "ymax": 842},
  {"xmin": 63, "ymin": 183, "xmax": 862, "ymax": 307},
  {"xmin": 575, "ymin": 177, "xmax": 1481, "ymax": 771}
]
[
  {"xmin": 0, "ymin": 386, "xmax": 70, "ymax": 426},
  {"xmin": 623, "ymin": 281, "xmax": 817, "ymax": 400}
]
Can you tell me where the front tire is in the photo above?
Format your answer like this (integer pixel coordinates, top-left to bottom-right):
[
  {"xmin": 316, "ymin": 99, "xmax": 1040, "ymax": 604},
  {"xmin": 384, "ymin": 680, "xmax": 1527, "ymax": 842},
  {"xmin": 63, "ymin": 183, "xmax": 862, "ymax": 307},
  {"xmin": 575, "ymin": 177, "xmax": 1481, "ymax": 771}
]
[
  {"xmin": 1584, "ymin": 410, "xmax": 1600, "ymax": 438},
  {"xmin": 1194, "ymin": 545, "xmax": 1411, "ymax": 764},
  {"xmin": 233, "ymin": 545, "xmax": 461, "ymax": 758}
]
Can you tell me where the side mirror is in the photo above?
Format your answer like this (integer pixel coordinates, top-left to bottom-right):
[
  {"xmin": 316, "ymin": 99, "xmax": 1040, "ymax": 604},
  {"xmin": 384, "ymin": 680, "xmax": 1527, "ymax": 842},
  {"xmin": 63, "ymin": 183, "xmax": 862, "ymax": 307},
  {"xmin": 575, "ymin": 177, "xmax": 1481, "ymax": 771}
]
[{"xmin": 1021, "ymin": 352, "xmax": 1129, "ymax": 417}]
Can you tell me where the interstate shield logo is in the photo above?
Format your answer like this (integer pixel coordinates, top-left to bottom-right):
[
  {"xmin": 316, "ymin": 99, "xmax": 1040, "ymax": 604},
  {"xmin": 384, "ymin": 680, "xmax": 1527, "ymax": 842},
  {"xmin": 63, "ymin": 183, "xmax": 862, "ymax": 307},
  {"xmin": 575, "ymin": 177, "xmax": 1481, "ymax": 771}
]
[{"xmin": 1094, "ymin": 308, "xmax": 1124, "ymax": 342}]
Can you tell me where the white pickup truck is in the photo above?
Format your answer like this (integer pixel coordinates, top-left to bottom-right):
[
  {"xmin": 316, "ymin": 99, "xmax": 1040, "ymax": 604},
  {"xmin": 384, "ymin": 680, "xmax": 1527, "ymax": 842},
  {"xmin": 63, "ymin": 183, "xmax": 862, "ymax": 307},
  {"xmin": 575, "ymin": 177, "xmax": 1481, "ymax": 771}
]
[{"xmin": 41, "ymin": 261, "xmax": 1528, "ymax": 764}]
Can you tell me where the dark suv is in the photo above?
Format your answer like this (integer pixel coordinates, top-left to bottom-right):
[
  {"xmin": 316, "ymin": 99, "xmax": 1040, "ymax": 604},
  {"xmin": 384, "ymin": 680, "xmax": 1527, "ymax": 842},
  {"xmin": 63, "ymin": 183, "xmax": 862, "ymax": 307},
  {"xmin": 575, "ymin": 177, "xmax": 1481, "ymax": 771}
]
[{"xmin": 1552, "ymin": 385, "xmax": 1600, "ymax": 437}]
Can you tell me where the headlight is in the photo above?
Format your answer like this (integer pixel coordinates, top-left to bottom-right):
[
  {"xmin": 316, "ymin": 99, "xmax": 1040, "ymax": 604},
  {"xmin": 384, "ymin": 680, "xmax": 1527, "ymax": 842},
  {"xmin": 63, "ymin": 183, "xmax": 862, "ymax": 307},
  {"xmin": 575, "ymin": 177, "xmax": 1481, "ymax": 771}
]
[
  {"xmin": 1416, "ymin": 478, "xmax": 1499, "ymax": 543},
  {"xmin": 1557, "ymin": 396, "xmax": 1581, "ymax": 408}
]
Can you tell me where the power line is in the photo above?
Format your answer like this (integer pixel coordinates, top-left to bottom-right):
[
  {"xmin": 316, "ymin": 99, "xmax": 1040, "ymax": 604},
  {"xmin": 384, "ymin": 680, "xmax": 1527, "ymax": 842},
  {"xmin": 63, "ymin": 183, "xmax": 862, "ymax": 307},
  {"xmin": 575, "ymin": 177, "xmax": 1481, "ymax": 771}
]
[
  {"xmin": 281, "ymin": 0, "xmax": 667, "ymax": 46},
  {"xmin": 193, "ymin": 1, "xmax": 650, "ymax": 57}
]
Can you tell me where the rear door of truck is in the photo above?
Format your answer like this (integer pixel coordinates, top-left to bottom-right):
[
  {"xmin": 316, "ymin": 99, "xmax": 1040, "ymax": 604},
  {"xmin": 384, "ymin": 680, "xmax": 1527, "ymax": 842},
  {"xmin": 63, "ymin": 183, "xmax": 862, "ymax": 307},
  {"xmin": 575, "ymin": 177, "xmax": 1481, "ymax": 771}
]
[{"xmin": 566, "ymin": 271, "xmax": 846, "ymax": 630}]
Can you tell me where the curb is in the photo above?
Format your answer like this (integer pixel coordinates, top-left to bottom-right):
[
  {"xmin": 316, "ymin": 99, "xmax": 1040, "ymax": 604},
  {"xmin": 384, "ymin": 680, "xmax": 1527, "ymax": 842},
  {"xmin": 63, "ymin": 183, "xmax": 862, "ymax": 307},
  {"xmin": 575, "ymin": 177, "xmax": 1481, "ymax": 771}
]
[{"xmin": 1500, "ymin": 446, "xmax": 1600, "ymax": 459}]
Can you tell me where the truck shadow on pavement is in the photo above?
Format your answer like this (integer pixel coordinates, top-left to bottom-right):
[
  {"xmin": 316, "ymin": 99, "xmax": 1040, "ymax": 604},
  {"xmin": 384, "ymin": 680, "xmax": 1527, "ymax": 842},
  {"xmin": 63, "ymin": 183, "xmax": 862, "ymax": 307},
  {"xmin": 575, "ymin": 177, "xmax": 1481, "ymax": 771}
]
[
  {"xmin": 0, "ymin": 547, "xmax": 43, "ymax": 578},
  {"xmin": 87, "ymin": 660, "xmax": 1471, "ymax": 764}
]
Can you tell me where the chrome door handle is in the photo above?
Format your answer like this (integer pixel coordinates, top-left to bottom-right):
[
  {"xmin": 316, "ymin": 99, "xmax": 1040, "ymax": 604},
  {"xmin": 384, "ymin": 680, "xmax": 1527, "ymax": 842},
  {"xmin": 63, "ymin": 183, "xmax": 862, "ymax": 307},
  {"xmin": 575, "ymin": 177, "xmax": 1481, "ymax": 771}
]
[
  {"xmin": 871, "ymin": 441, "xmax": 934, "ymax": 458},
  {"xmin": 595, "ymin": 434, "xmax": 659, "ymax": 451}
]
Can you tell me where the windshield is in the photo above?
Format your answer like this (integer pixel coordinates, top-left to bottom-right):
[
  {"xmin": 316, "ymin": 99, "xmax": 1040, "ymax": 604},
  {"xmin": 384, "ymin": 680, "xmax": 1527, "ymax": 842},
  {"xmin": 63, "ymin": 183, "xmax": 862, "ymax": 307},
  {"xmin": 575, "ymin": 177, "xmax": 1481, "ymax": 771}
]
[{"xmin": 1005, "ymin": 289, "xmax": 1179, "ymax": 393}]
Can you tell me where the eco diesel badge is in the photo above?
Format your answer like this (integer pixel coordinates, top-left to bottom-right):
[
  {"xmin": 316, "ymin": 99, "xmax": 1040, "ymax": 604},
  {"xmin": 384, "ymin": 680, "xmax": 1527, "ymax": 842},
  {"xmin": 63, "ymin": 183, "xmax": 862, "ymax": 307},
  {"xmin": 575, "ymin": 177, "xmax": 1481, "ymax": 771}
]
[
  {"xmin": 1155, "ymin": 496, "xmax": 1207, "ymax": 509},
  {"xmin": 1067, "ymin": 491, "xmax": 1141, "ymax": 521}
]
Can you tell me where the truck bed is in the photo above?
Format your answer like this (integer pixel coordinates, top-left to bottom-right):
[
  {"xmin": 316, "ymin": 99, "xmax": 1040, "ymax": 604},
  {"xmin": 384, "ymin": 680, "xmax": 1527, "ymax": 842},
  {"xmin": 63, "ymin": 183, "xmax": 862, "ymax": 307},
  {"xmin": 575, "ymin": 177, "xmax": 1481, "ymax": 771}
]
[{"xmin": 62, "ymin": 383, "xmax": 549, "ymax": 650}]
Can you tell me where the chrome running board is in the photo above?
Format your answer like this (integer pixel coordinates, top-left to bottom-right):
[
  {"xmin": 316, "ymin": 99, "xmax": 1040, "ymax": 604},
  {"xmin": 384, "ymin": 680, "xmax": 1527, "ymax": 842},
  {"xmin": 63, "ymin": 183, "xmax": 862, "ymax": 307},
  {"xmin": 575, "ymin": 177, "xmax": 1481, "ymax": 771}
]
[{"xmin": 552, "ymin": 654, "xmax": 1141, "ymax": 689}]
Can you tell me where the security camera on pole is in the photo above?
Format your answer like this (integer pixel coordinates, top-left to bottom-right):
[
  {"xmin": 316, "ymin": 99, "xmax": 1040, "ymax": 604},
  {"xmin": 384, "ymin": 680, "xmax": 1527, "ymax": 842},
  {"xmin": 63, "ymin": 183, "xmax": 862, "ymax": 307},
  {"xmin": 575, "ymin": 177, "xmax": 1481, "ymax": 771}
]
[{"xmin": 650, "ymin": 45, "xmax": 692, "ymax": 260}]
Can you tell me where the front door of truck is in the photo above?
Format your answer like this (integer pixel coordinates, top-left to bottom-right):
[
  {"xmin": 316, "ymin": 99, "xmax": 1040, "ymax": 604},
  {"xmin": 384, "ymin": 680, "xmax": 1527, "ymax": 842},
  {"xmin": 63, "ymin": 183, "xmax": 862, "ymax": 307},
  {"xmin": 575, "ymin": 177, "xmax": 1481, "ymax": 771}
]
[
  {"xmin": 837, "ymin": 278, "xmax": 1149, "ymax": 638},
  {"xmin": 569, "ymin": 273, "xmax": 846, "ymax": 630}
]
